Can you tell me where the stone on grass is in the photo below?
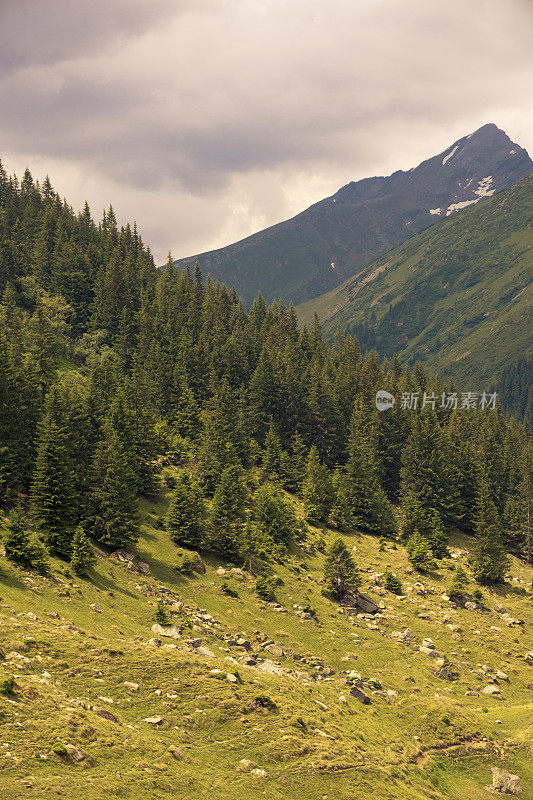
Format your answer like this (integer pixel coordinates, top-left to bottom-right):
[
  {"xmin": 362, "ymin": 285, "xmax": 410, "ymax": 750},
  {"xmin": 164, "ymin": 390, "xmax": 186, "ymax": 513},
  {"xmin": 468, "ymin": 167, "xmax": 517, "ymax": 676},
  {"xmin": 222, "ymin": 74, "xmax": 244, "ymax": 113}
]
[
  {"xmin": 236, "ymin": 758, "xmax": 257, "ymax": 772},
  {"xmin": 490, "ymin": 767, "xmax": 522, "ymax": 794},
  {"xmin": 151, "ymin": 623, "xmax": 181, "ymax": 639},
  {"xmin": 123, "ymin": 681, "xmax": 139, "ymax": 691},
  {"xmin": 64, "ymin": 744, "xmax": 85, "ymax": 762},
  {"xmin": 482, "ymin": 684, "xmax": 501, "ymax": 695},
  {"xmin": 144, "ymin": 716, "xmax": 163, "ymax": 725},
  {"xmin": 349, "ymin": 685, "xmax": 371, "ymax": 704},
  {"xmin": 250, "ymin": 768, "xmax": 267, "ymax": 778}
]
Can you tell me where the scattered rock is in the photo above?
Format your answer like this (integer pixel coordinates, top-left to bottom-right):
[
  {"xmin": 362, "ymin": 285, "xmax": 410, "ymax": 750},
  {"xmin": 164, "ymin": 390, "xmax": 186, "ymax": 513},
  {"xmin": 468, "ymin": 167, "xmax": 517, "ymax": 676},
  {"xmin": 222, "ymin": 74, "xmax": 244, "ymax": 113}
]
[
  {"xmin": 229, "ymin": 567, "xmax": 247, "ymax": 580},
  {"xmin": 196, "ymin": 646, "xmax": 215, "ymax": 658},
  {"xmin": 349, "ymin": 685, "xmax": 371, "ymax": 704},
  {"xmin": 151, "ymin": 624, "xmax": 181, "ymax": 639},
  {"xmin": 144, "ymin": 716, "xmax": 163, "ymax": 725},
  {"xmin": 436, "ymin": 663, "xmax": 458, "ymax": 681},
  {"xmin": 64, "ymin": 744, "xmax": 85, "ymax": 762},
  {"xmin": 482, "ymin": 684, "xmax": 501, "ymax": 696},
  {"xmin": 90, "ymin": 604, "xmax": 103, "ymax": 613},
  {"xmin": 495, "ymin": 670, "xmax": 509, "ymax": 682},
  {"xmin": 216, "ymin": 568, "xmax": 226, "ymax": 576},
  {"xmin": 236, "ymin": 758, "xmax": 257, "ymax": 772},
  {"xmin": 123, "ymin": 681, "xmax": 139, "ymax": 692},
  {"xmin": 93, "ymin": 707, "xmax": 119, "ymax": 723},
  {"xmin": 524, "ymin": 652, "xmax": 533, "ymax": 665},
  {"xmin": 265, "ymin": 643, "xmax": 284, "ymax": 658},
  {"xmin": 490, "ymin": 767, "xmax": 522, "ymax": 794},
  {"xmin": 250, "ymin": 768, "xmax": 267, "ymax": 778}
]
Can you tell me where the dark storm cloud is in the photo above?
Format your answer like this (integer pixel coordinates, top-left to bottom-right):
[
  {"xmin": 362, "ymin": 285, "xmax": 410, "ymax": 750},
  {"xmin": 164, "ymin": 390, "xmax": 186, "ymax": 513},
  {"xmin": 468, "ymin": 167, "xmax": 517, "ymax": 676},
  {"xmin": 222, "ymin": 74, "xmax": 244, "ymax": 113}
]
[{"xmin": 0, "ymin": 0, "xmax": 531, "ymax": 259}]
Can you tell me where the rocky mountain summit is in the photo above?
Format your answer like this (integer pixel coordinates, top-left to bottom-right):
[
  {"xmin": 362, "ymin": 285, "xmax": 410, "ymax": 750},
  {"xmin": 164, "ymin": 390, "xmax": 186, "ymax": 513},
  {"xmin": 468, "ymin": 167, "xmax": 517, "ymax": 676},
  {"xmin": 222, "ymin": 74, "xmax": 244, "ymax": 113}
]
[{"xmin": 174, "ymin": 124, "xmax": 532, "ymax": 306}]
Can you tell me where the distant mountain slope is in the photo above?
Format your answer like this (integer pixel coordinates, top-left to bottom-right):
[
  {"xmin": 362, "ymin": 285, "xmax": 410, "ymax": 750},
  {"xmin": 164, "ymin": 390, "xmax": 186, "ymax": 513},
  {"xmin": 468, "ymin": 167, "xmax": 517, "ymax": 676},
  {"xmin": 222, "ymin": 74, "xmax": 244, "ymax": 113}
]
[
  {"xmin": 175, "ymin": 124, "xmax": 532, "ymax": 306},
  {"xmin": 297, "ymin": 175, "xmax": 533, "ymax": 423}
]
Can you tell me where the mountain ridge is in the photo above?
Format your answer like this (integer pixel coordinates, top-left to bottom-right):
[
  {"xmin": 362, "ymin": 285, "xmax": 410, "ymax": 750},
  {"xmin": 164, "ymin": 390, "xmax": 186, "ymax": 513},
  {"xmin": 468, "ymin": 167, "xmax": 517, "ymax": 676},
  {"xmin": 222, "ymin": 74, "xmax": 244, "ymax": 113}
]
[{"xmin": 174, "ymin": 123, "xmax": 532, "ymax": 306}]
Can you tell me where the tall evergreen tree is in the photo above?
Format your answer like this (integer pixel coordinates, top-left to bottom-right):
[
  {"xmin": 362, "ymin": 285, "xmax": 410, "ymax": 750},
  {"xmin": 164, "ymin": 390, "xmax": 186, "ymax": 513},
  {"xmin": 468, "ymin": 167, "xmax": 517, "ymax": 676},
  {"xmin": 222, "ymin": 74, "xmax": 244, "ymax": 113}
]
[
  {"xmin": 86, "ymin": 422, "xmax": 139, "ymax": 550},
  {"xmin": 471, "ymin": 479, "xmax": 510, "ymax": 584},
  {"xmin": 166, "ymin": 470, "xmax": 205, "ymax": 549},
  {"xmin": 323, "ymin": 538, "xmax": 361, "ymax": 600},
  {"xmin": 302, "ymin": 446, "xmax": 334, "ymax": 524},
  {"xmin": 71, "ymin": 525, "xmax": 97, "ymax": 577}
]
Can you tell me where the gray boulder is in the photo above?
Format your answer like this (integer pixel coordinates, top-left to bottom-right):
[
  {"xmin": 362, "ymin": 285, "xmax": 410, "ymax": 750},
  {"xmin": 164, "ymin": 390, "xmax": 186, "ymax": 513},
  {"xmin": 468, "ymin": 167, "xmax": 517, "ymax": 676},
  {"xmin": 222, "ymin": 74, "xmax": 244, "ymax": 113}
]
[{"xmin": 490, "ymin": 767, "xmax": 522, "ymax": 794}]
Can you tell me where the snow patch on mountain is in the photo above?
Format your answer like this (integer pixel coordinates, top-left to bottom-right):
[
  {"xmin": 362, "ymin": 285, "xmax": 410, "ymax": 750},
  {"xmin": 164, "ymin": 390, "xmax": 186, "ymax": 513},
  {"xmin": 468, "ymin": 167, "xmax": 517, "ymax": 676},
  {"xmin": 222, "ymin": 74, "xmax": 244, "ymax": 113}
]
[
  {"xmin": 446, "ymin": 199, "xmax": 478, "ymax": 216},
  {"xmin": 442, "ymin": 145, "xmax": 459, "ymax": 166},
  {"xmin": 474, "ymin": 175, "xmax": 495, "ymax": 198},
  {"xmin": 430, "ymin": 208, "xmax": 442, "ymax": 215}
]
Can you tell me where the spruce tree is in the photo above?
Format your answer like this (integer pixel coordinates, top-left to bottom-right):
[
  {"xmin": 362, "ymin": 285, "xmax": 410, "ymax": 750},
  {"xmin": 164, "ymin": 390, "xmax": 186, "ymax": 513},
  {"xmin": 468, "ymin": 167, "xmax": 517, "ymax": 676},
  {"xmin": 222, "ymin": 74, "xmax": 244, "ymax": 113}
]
[
  {"xmin": 4, "ymin": 511, "xmax": 49, "ymax": 574},
  {"xmin": 166, "ymin": 471, "xmax": 205, "ymax": 549},
  {"xmin": 71, "ymin": 525, "xmax": 96, "ymax": 577},
  {"xmin": 302, "ymin": 446, "xmax": 334, "ymax": 524},
  {"xmin": 449, "ymin": 565, "xmax": 469, "ymax": 600},
  {"xmin": 31, "ymin": 402, "xmax": 76, "ymax": 558},
  {"xmin": 155, "ymin": 599, "xmax": 170, "ymax": 625},
  {"xmin": 471, "ymin": 480, "xmax": 509, "ymax": 584},
  {"xmin": 406, "ymin": 532, "xmax": 435, "ymax": 572},
  {"xmin": 86, "ymin": 422, "xmax": 139, "ymax": 550},
  {"xmin": 262, "ymin": 418, "xmax": 282, "ymax": 480},
  {"xmin": 209, "ymin": 464, "xmax": 247, "ymax": 559},
  {"xmin": 252, "ymin": 484, "xmax": 298, "ymax": 546},
  {"xmin": 323, "ymin": 538, "xmax": 360, "ymax": 600}
]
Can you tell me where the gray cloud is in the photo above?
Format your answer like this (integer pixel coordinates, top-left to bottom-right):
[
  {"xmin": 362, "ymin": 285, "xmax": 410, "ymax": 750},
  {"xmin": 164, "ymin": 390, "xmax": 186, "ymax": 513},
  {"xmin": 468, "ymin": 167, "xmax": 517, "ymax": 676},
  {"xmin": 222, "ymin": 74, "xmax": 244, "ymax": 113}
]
[{"xmin": 0, "ymin": 0, "xmax": 531, "ymax": 261}]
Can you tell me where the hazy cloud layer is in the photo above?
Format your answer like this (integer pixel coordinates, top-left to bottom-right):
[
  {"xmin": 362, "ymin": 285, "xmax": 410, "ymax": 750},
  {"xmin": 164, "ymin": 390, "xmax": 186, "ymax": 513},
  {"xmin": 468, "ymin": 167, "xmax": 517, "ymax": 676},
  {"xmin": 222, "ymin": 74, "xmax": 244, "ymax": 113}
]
[{"xmin": 1, "ymin": 0, "xmax": 532, "ymax": 260}]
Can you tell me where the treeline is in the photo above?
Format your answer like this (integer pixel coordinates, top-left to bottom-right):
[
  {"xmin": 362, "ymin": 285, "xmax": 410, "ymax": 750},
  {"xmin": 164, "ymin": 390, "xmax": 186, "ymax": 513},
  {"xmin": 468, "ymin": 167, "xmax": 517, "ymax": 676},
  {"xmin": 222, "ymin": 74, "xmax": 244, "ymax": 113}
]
[{"xmin": 0, "ymin": 163, "xmax": 531, "ymax": 585}]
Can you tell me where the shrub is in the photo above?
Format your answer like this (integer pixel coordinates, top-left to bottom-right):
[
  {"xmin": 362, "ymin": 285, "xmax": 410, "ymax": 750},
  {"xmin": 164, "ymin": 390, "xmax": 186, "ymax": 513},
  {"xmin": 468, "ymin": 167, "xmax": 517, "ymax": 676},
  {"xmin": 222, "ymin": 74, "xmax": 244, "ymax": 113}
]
[
  {"xmin": 384, "ymin": 568, "xmax": 402, "ymax": 594},
  {"xmin": 255, "ymin": 574, "xmax": 277, "ymax": 602},
  {"xmin": 221, "ymin": 582, "xmax": 239, "ymax": 598},
  {"xmin": 449, "ymin": 565, "xmax": 469, "ymax": 598},
  {"xmin": 154, "ymin": 599, "xmax": 170, "ymax": 626},
  {"xmin": 175, "ymin": 553, "xmax": 197, "ymax": 575},
  {"xmin": 0, "ymin": 675, "xmax": 15, "ymax": 695}
]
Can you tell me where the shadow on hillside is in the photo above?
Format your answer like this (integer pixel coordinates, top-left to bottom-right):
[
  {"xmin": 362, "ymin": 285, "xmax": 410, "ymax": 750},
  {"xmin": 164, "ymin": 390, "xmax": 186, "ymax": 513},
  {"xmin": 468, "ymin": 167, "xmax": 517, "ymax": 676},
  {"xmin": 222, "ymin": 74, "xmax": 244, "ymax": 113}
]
[
  {"xmin": 0, "ymin": 568, "xmax": 28, "ymax": 592},
  {"xmin": 89, "ymin": 570, "xmax": 136, "ymax": 598}
]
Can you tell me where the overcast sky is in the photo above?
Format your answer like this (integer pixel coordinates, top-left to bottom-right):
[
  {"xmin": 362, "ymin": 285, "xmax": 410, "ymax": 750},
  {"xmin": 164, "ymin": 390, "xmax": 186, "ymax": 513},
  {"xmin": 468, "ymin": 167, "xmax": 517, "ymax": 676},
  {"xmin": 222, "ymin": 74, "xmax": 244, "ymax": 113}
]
[{"xmin": 1, "ymin": 0, "xmax": 531, "ymax": 262}]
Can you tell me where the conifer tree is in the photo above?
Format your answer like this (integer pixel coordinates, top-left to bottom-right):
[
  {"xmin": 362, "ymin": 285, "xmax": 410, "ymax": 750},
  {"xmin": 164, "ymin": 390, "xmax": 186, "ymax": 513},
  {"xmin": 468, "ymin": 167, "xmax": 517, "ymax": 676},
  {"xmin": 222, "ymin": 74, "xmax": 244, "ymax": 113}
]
[
  {"xmin": 449, "ymin": 565, "xmax": 469, "ymax": 599},
  {"xmin": 4, "ymin": 510, "xmax": 49, "ymax": 574},
  {"xmin": 166, "ymin": 471, "xmax": 205, "ymax": 549},
  {"xmin": 31, "ymin": 401, "xmax": 77, "ymax": 558},
  {"xmin": 406, "ymin": 531, "xmax": 435, "ymax": 572},
  {"xmin": 71, "ymin": 525, "xmax": 96, "ymax": 577},
  {"xmin": 323, "ymin": 538, "xmax": 360, "ymax": 600},
  {"xmin": 86, "ymin": 422, "xmax": 139, "ymax": 550},
  {"xmin": 155, "ymin": 599, "xmax": 170, "ymax": 626},
  {"xmin": 209, "ymin": 464, "xmax": 247, "ymax": 559},
  {"xmin": 302, "ymin": 446, "xmax": 334, "ymax": 524},
  {"xmin": 262, "ymin": 418, "xmax": 282, "ymax": 480},
  {"xmin": 252, "ymin": 484, "xmax": 298, "ymax": 546},
  {"xmin": 471, "ymin": 480, "xmax": 509, "ymax": 584}
]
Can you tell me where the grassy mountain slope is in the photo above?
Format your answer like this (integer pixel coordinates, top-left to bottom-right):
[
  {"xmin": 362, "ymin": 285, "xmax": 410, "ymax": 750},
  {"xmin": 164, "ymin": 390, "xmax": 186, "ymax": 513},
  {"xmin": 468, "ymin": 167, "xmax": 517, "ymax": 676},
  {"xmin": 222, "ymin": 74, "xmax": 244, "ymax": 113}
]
[
  {"xmin": 298, "ymin": 175, "xmax": 533, "ymax": 414},
  {"xmin": 1, "ymin": 478, "xmax": 532, "ymax": 800}
]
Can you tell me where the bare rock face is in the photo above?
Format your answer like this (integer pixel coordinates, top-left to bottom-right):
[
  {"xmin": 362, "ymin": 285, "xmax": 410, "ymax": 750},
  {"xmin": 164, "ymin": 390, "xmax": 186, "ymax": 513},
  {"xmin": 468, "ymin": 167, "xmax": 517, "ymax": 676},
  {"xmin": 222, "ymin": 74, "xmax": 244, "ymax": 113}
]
[{"xmin": 490, "ymin": 767, "xmax": 522, "ymax": 794}]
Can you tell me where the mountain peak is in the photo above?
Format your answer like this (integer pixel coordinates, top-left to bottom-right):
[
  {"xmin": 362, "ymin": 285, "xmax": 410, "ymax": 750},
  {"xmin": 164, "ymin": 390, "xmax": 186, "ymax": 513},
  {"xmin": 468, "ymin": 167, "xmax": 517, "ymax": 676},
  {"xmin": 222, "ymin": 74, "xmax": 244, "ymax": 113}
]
[{"xmin": 174, "ymin": 125, "xmax": 532, "ymax": 306}]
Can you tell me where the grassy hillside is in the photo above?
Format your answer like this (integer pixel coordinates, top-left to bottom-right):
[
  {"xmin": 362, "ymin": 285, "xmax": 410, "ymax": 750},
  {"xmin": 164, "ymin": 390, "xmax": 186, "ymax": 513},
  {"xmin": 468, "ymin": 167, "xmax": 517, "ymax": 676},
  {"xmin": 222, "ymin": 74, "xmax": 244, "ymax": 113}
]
[
  {"xmin": 1, "ymin": 479, "xmax": 532, "ymax": 800},
  {"xmin": 297, "ymin": 176, "xmax": 533, "ymax": 419}
]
